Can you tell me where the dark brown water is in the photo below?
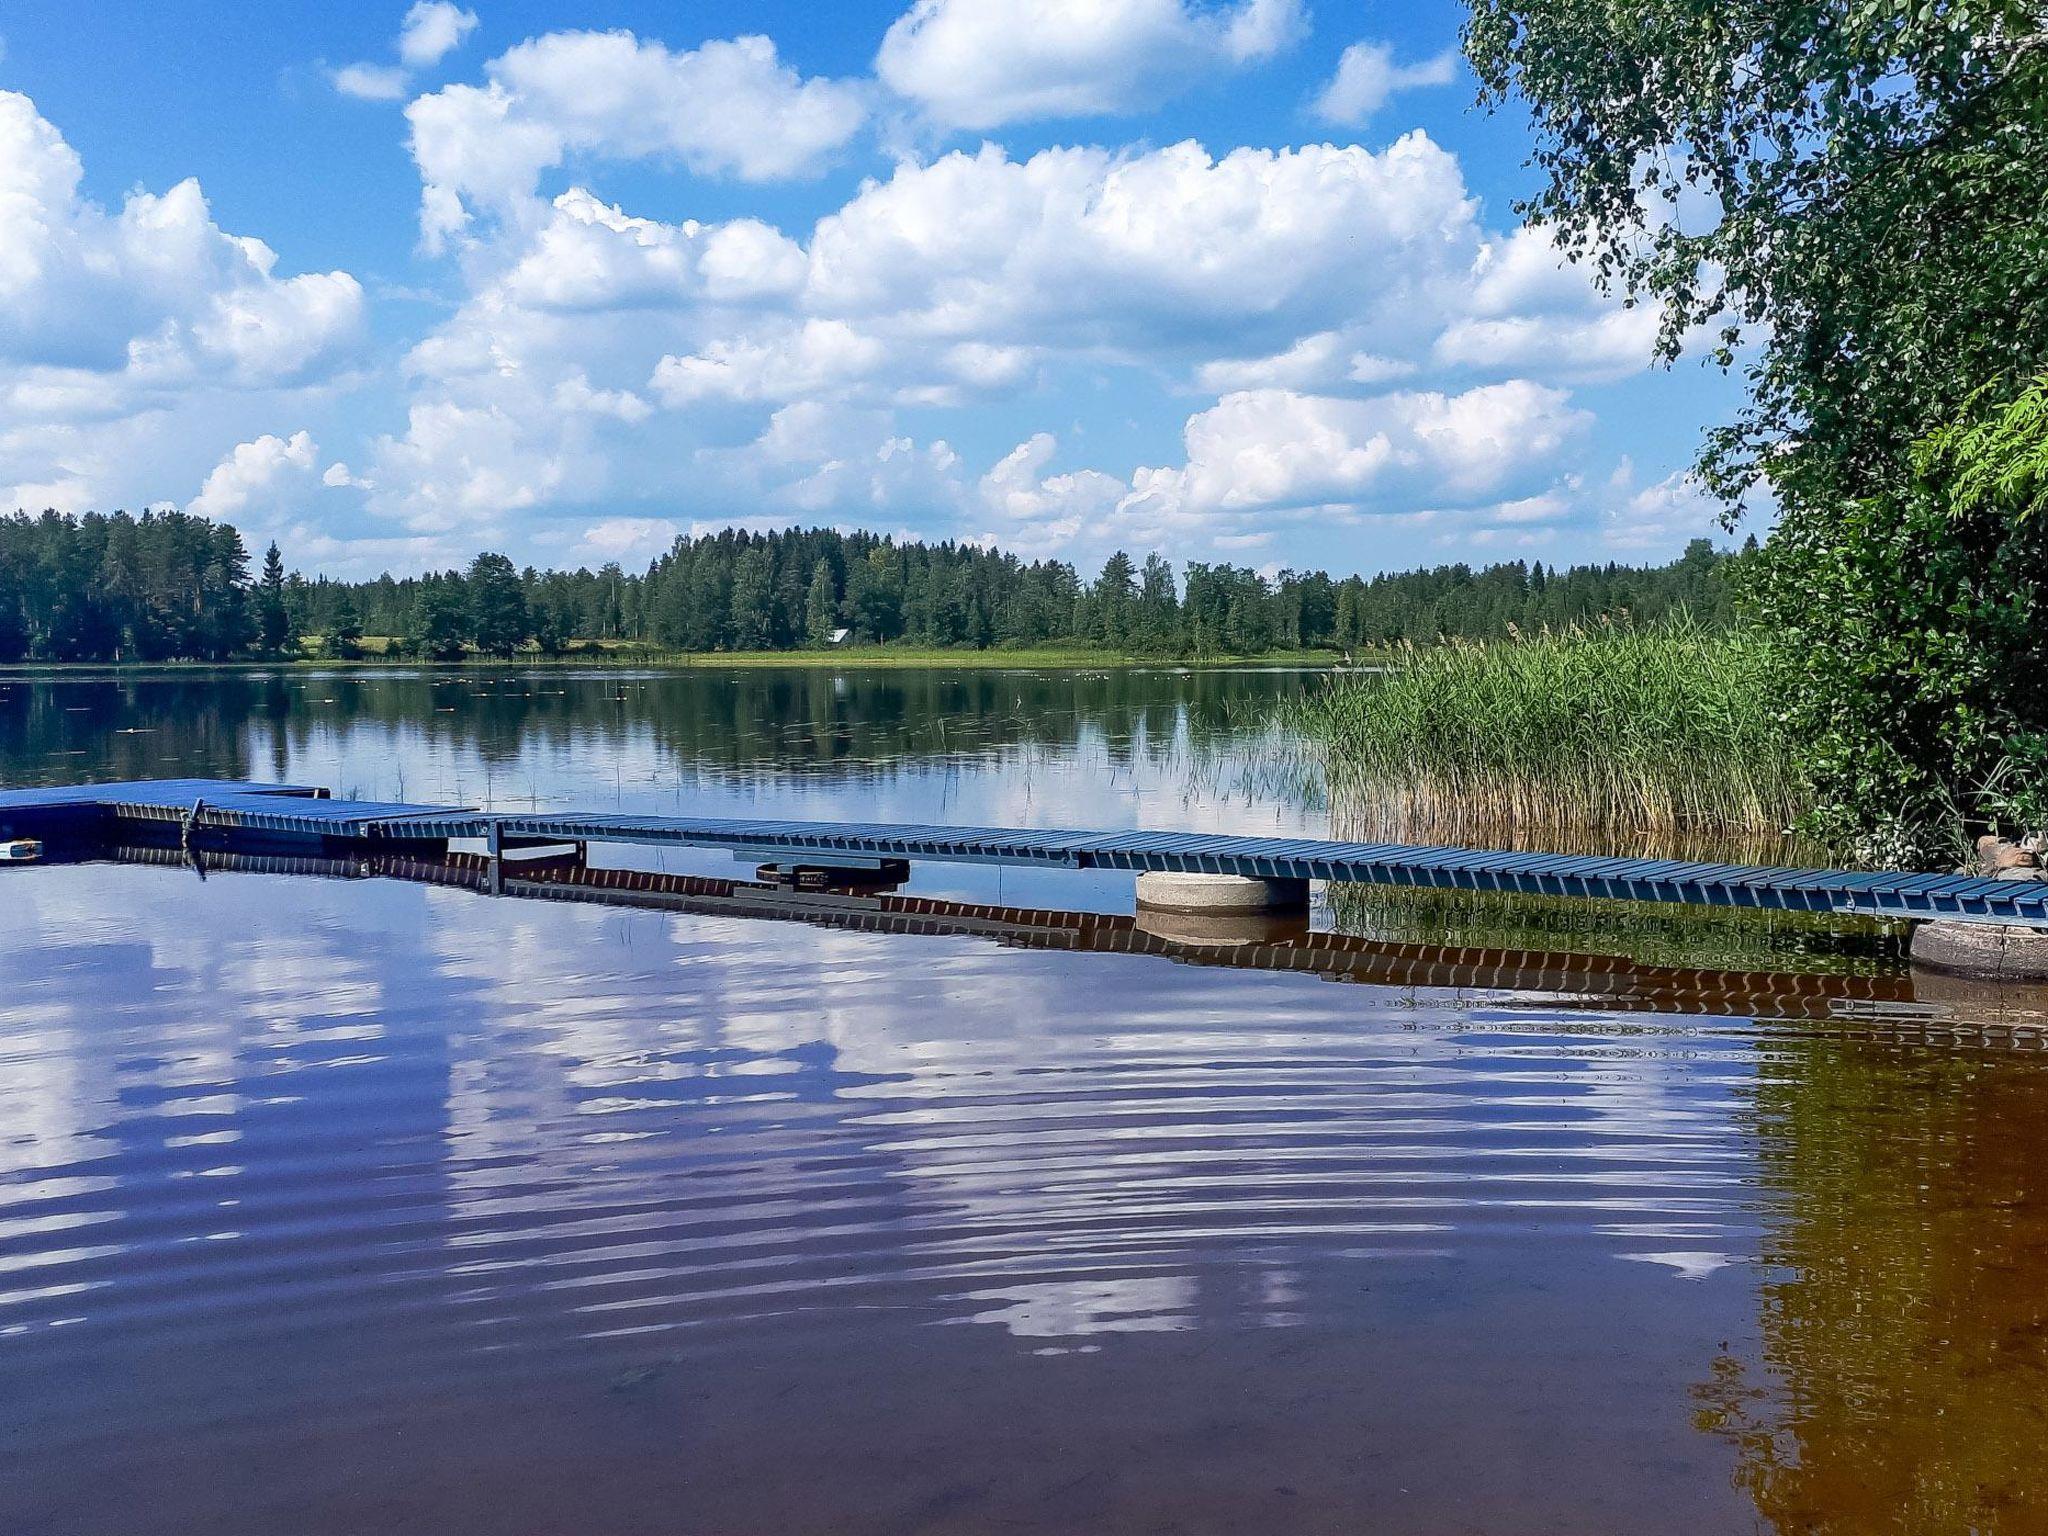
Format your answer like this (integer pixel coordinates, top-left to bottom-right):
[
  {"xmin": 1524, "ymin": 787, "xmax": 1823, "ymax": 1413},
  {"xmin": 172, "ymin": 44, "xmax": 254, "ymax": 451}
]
[{"xmin": 3, "ymin": 668, "xmax": 2046, "ymax": 1535}]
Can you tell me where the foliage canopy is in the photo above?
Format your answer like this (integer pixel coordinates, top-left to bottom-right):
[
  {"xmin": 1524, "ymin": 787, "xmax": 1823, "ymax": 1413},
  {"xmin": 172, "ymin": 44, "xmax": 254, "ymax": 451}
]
[
  {"xmin": 1465, "ymin": 0, "xmax": 2048, "ymax": 858},
  {"xmin": 1465, "ymin": 0, "xmax": 2048, "ymax": 513}
]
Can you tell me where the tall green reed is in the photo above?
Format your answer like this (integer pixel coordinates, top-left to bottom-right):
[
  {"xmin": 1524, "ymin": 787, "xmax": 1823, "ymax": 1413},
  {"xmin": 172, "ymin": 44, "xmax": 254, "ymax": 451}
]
[{"xmin": 1285, "ymin": 618, "xmax": 1806, "ymax": 847}]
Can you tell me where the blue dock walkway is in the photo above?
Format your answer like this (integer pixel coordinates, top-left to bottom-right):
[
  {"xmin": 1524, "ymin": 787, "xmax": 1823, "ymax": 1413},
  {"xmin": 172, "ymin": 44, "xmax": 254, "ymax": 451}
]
[{"xmin": 4, "ymin": 777, "xmax": 2045, "ymax": 928}]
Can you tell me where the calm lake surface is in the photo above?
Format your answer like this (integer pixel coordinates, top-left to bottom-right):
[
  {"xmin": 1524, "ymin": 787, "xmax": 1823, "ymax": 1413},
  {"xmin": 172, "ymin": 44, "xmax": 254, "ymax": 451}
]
[{"xmin": 3, "ymin": 667, "xmax": 2046, "ymax": 1535}]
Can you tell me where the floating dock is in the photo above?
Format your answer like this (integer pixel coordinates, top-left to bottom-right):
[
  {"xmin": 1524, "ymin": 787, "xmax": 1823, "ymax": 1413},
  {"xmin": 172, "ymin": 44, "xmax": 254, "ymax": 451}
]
[{"xmin": 4, "ymin": 777, "xmax": 2047, "ymax": 929}]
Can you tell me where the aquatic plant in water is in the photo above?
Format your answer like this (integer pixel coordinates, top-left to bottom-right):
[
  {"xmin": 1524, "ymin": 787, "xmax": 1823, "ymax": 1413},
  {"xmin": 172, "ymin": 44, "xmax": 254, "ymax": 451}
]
[{"xmin": 1285, "ymin": 619, "xmax": 1805, "ymax": 847}]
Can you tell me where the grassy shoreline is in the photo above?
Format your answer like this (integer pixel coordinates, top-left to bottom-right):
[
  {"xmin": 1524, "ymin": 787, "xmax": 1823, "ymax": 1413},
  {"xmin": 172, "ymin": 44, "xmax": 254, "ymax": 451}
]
[{"xmin": 0, "ymin": 644, "xmax": 1344, "ymax": 676}]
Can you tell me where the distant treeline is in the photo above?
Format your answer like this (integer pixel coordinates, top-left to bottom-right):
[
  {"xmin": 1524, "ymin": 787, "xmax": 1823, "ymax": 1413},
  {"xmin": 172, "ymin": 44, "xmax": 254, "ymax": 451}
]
[{"xmin": 0, "ymin": 509, "xmax": 1749, "ymax": 663}]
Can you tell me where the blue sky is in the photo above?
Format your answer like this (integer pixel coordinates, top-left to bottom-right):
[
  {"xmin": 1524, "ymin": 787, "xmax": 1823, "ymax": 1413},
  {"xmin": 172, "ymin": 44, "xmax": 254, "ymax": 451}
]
[{"xmin": 0, "ymin": 0, "xmax": 1742, "ymax": 578}]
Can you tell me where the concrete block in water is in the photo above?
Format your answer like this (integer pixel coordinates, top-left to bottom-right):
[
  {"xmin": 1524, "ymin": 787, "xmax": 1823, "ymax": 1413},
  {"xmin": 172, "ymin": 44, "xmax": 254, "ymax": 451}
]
[
  {"xmin": 1912, "ymin": 853, "xmax": 2048, "ymax": 979},
  {"xmin": 1136, "ymin": 871, "xmax": 1309, "ymax": 915},
  {"xmin": 1911, "ymin": 920, "xmax": 2048, "ymax": 982}
]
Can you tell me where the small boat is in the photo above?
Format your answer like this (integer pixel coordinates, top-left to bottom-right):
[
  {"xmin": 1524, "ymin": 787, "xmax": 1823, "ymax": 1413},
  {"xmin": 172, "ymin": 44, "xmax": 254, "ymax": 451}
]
[{"xmin": 1, "ymin": 839, "xmax": 43, "ymax": 864}]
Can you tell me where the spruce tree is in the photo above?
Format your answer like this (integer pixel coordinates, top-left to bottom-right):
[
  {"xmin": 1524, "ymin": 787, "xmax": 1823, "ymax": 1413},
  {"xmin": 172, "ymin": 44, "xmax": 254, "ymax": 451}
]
[
  {"xmin": 328, "ymin": 590, "xmax": 365, "ymax": 661},
  {"xmin": 257, "ymin": 542, "xmax": 293, "ymax": 655},
  {"xmin": 804, "ymin": 559, "xmax": 839, "ymax": 646}
]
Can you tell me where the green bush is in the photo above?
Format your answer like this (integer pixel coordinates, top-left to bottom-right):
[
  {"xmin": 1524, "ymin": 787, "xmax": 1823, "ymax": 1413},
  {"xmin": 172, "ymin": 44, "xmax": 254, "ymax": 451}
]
[{"xmin": 1753, "ymin": 378, "xmax": 2048, "ymax": 865}]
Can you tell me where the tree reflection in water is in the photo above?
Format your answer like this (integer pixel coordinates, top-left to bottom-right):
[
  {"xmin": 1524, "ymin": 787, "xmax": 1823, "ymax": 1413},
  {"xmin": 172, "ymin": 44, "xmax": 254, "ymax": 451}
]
[{"xmin": 1696, "ymin": 1017, "xmax": 2048, "ymax": 1534}]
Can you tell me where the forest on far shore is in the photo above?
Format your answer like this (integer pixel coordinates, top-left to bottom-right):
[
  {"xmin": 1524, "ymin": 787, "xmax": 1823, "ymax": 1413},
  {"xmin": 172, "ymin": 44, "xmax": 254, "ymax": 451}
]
[{"xmin": 0, "ymin": 508, "xmax": 1746, "ymax": 664}]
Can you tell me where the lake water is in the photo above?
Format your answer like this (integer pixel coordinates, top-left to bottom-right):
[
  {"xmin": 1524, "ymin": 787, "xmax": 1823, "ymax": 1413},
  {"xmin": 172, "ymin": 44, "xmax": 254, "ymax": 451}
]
[{"xmin": 4, "ymin": 667, "xmax": 2046, "ymax": 1535}]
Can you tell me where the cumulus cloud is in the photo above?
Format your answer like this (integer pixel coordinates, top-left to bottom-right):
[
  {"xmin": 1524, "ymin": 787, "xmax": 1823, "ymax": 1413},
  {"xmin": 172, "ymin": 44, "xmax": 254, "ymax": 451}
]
[
  {"xmin": 378, "ymin": 114, "xmax": 1682, "ymax": 561},
  {"xmin": 959, "ymin": 380, "xmax": 1593, "ymax": 563},
  {"xmin": 1123, "ymin": 381, "xmax": 1591, "ymax": 522},
  {"xmin": 381, "ymin": 130, "xmax": 1510, "ymax": 534},
  {"xmin": 1433, "ymin": 226, "xmax": 1664, "ymax": 381},
  {"xmin": 398, "ymin": 2, "xmax": 479, "ymax": 68},
  {"xmin": 0, "ymin": 91, "xmax": 363, "ymax": 395},
  {"xmin": 367, "ymin": 400, "xmax": 575, "ymax": 534},
  {"xmin": 368, "ymin": 30, "xmax": 1694, "ymax": 569},
  {"xmin": 805, "ymin": 138, "xmax": 1468, "ymax": 338},
  {"xmin": 699, "ymin": 401, "xmax": 964, "ymax": 517},
  {"xmin": 1601, "ymin": 460, "xmax": 1723, "ymax": 550},
  {"xmin": 877, "ymin": 0, "xmax": 1305, "ymax": 129},
  {"xmin": 977, "ymin": 433, "xmax": 1129, "ymax": 552},
  {"xmin": 553, "ymin": 516, "xmax": 680, "ymax": 566},
  {"xmin": 2, "ymin": 472, "xmax": 92, "ymax": 516},
  {"xmin": 632, "ymin": 135, "xmax": 1480, "ymax": 410},
  {"xmin": 189, "ymin": 430, "xmax": 320, "ymax": 521},
  {"xmin": 407, "ymin": 30, "xmax": 867, "ymax": 251},
  {"xmin": 369, "ymin": 188, "xmax": 798, "ymax": 531},
  {"xmin": 652, "ymin": 319, "xmax": 888, "ymax": 407},
  {"xmin": 332, "ymin": 2, "xmax": 479, "ymax": 102},
  {"xmin": 1312, "ymin": 41, "xmax": 1458, "ymax": 125},
  {"xmin": 1194, "ymin": 331, "xmax": 1420, "ymax": 392},
  {"xmin": 619, "ymin": 132, "xmax": 1650, "ymax": 416},
  {"xmin": 0, "ymin": 90, "xmax": 365, "ymax": 516}
]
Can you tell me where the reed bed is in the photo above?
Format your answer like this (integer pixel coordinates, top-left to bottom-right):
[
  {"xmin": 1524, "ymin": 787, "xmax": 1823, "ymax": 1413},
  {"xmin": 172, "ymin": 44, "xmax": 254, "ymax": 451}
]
[{"xmin": 1287, "ymin": 619, "xmax": 1807, "ymax": 845}]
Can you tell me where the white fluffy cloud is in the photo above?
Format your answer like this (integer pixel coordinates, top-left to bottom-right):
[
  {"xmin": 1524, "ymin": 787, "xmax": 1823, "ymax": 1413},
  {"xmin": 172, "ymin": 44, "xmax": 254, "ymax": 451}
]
[
  {"xmin": 961, "ymin": 380, "xmax": 1593, "ymax": 563},
  {"xmin": 367, "ymin": 400, "xmax": 572, "ymax": 534},
  {"xmin": 1432, "ymin": 226, "xmax": 1664, "ymax": 382},
  {"xmin": 188, "ymin": 430, "xmax": 320, "ymax": 522},
  {"xmin": 1194, "ymin": 331, "xmax": 1418, "ymax": 392},
  {"xmin": 407, "ymin": 30, "xmax": 868, "ymax": 251},
  {"xmin": 636, "ymin": 135, "xmax": 1480, "ymax": 410},
  {"xmin": 652, "ymin": 320, "xmax": 888, "ymax": 406},
  {"xmin": 806, "ymin": 137, "xmax": 1466, "ymax": 338},
  {"xmin": 371, "ymin": 107, "xmax": 1676, "ymax": 561},
  {"xmin": 0, "ymin": 91, "xmax": 363, "ymax": 394},
  {"xmin": 485, "ymin": 189, "xmax": 803, "ymax": 313},
  {"xmin": 1124, "ymin": 381, "xmax": 1591, "ymax": 523},
  {"xmin": 877, "ymin": 0, "xmax": 1304, "ymax": 128},
  {"xmin": 1312, "ymin": 41, "xmax": 1458, "ymax": 125},
  {"xmin": 633, "ymin": 132, "xmax": 1662, "ymax": 418},
  {"xmin": 399, "ymin": 2, "xmax": 479, "ymax": 68},
  {"xmin": 977, "ymin": 433, "xmax": 1129, "ymax": 552},
  {"xmin": 0, "ymin": 90, "xmax": 364, "ymax": 517},
  {"xmin": 700, "ymin": 401, "xmax": 964, "ymax": 518},
  {"xmin": 332, "ymin": 2, "xmax": 478, "ymax": 101},
  {"xmin": 550, "ymin": 516, "xmax": 681, "ymax": 567},
  {"xmin": 1601, "ymin": 460, "xmax": 1723, "ymax": 550}
]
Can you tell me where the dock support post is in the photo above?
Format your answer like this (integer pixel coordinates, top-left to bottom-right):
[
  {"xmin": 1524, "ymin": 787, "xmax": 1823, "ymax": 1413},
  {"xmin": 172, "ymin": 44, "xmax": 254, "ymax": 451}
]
[
  {"xmin": 1136, "ymin": 871, "xmax": 1310, "ymax": 916},
  {"xmin": 1909, "ymin": 846, "xmax": 2048, "ymax": 979},
  {"xmin": 180, "ymin": 799, "xmax": 207, "ymax": 856},
  {"xmin": 1910, "ymin": 920, "xmax": 2048, "ymax": 981},
  {"xmin": 487, "ymin": 820, "xmax": 504, "ymax": 898}
]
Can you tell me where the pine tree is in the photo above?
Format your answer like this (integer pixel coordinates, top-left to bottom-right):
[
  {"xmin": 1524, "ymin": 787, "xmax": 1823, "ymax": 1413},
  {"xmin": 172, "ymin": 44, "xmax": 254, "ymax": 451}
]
[
  {"xmin": 1134, "ymin": 555, "xmax": 1177, "ymax": 653},
  {"xmin": 1092, "ymin": 551, "xmax": 1138, "ymax": 648}
]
